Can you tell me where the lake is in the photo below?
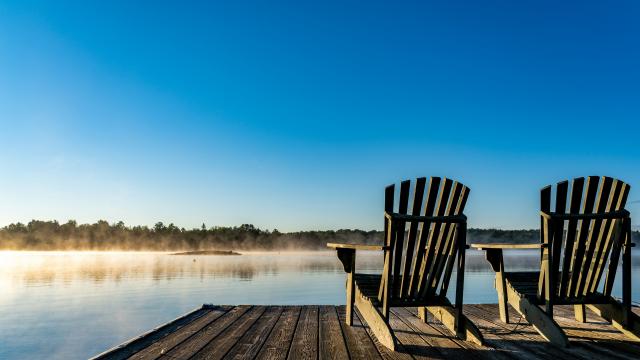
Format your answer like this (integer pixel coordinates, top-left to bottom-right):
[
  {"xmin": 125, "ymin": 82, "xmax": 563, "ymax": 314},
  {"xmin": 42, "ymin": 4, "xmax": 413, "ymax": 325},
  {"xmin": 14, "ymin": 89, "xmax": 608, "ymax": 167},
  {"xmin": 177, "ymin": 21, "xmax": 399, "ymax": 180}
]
[{"xmin": 1, "ymin": 250, "xmax": 638, "ymax": 359}]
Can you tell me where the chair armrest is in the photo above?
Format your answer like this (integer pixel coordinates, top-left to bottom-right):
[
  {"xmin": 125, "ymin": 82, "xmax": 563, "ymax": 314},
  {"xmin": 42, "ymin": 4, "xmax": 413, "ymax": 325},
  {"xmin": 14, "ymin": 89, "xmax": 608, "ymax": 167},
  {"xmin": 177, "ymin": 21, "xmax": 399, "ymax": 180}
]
[
  {"xmin": 470, "ymin": 243, "xmax": 546, "ymax": 250},
  {"xmin": 326, "ymin": 243, "xmax": 389, "ymax": 251},
  {"xmin": 327, "ymin": 243, "xmax": 388, "ymax": 273}
]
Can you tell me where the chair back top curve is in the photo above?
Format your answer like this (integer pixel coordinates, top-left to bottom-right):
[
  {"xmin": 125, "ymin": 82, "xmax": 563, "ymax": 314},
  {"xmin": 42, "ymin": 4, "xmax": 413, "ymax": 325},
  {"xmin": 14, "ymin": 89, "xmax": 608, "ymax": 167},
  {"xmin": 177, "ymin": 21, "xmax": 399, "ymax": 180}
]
[
  {"xmin": 540, "ymin": 176, "xmax": 631, "ymax": 302},
  {"xmin": 380, "ymin": 177, "xmax": 470, "ymax": 304}
]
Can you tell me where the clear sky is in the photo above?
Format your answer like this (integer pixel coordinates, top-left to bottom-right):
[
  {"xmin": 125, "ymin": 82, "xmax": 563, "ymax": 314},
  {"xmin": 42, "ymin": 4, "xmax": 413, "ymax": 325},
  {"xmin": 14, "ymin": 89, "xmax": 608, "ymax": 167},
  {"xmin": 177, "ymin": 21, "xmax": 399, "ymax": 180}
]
[{"xmin": 0, "ymin": 1, "xmax": 638, "ymax": 231}]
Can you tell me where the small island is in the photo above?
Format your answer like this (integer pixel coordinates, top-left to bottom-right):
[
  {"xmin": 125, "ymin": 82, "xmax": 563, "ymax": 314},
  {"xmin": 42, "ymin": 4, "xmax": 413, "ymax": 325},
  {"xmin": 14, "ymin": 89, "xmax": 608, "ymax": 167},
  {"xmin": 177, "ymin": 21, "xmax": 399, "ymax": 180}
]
[{"xmin": 170, "ymin": 250, "xmax": 241, "ymax": 256}]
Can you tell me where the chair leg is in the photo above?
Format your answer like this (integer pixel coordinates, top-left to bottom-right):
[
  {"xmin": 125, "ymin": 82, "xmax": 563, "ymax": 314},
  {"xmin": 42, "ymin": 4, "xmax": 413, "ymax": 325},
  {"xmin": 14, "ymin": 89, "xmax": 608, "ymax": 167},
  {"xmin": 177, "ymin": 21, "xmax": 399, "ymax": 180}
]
[
  {"xmin": 574, "ymin": 304, "xmax": 586, "ymax": 323},
  {"xmin": 454, "ymin": 233, "xmax": 466, "ymax": 335},
  {"xmin": 622, "ymin": 218, "xmax": 632, "ymax": 327},
  {"xmin": 345, "ymin": 272, "xmax": 355, "ymax": 326},
  {"xmin": 486, "ymin": 249, "xmax": 509, "ymax": 323},
  {"xmin": 495, "ymin": 270, "xmax": 509, "ymax": 323},
  {"xmin": 418, "ymin": 307, "xmax": 428, "ymax": 323}
]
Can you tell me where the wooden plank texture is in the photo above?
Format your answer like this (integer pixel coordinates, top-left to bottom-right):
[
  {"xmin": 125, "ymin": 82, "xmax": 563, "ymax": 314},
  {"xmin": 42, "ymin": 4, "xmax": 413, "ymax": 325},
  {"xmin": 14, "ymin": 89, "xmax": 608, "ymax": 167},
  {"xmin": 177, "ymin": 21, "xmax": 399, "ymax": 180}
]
[
  {"xmin": 130, "ymin": 306, "xmax": 231, "ymax": 360},
  {"xmin": 337, "ymin": 305, "xmax": 382, "ymax": 360},
  {"xmin": 356, "ymin": 309, "xmax": 413, "ymax": 360},
  {"xmin": 160, "ymin": 305, "xmax": 251, "ymax": 359},
  {"xmin": 191, "ymin": 306, "xmax": 266, "ymax": 359},
  {"xmin": 287, "ymin": 306, "xmax": 319, "ymax": 360},
  {"xmin": 92, "ymin": 306, "xmax": 213, "ymax": 360},
  {"xmin": 394, "ymin": 307, "xmax": 489, "ymax": 360},
  {"xmin": 462, "ymin": 304, "xmax": 573, "ymax": 360},
  {"xmin": 96, "ymin": 304, "xmax": 640, "ymax": 360},
  {"xmin": 224, "ymin": 306, "xmax": 284, "ymax": 360},
  {"xmin": 319, "ymin": 306, "xmax": 349, "ymax": 360},
  {"xmin": 255, "ymin": 306, "xmax": 301, "ymax": 360},
  {"xmin": 468, "ymin": 304, "xmax": 599, "ymax": 360}
]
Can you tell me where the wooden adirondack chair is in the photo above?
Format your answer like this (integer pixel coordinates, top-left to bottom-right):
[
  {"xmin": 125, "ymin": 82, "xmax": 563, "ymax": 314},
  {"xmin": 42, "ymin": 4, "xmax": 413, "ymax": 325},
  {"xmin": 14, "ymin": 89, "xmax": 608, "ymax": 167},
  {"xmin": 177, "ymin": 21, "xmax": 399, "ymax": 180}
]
[
  {"xmin": 472, "ymin": 176, "xmax": 638, "ymax": 347},
  {"xmin": 328, "ymin": 177, "xmax": 484, "ymax": 350}
]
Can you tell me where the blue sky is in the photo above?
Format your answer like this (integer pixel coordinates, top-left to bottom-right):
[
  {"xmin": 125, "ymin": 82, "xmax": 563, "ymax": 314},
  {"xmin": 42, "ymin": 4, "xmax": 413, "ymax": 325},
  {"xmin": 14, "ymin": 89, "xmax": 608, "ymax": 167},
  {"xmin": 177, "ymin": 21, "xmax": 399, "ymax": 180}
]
[{"xmin": 0, "ymin": 1, "xmax": 639, "ymax": 231}]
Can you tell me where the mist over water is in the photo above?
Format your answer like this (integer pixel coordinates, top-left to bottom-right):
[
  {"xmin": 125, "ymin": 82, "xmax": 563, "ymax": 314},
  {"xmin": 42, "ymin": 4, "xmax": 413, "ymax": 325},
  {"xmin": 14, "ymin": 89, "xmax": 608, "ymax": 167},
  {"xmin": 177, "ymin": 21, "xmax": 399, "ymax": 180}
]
[{"xmin": 1, "ymin": 250, "xmax": 638, "ymax": 360}]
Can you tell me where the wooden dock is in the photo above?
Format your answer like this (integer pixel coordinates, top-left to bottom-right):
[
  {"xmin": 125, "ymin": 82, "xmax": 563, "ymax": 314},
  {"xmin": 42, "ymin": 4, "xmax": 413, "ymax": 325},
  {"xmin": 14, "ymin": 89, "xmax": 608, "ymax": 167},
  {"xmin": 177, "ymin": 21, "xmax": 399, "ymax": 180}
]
[{"xmin": 93, "ymin": 304, "xmax": 640, "ymax": 360}]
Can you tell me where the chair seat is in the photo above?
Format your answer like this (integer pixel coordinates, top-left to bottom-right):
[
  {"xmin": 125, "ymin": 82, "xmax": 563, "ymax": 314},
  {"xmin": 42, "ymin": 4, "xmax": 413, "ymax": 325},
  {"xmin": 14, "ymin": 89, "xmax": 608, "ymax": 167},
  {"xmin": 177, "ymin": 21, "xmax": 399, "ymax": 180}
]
[
  {"xmin": 504, "ymin": 271, "xmax": 541, "ymax": 303},
  {"xmin": 353, "ymin": 273, "xmax": 451, "ymax": 307},
  {"xmin": 354, "ymin": 273, "xmax": 382, "ymax": 303},
  {"xmin": 504, "ymin": 271, "xmax": 613, "ymax": 306}
]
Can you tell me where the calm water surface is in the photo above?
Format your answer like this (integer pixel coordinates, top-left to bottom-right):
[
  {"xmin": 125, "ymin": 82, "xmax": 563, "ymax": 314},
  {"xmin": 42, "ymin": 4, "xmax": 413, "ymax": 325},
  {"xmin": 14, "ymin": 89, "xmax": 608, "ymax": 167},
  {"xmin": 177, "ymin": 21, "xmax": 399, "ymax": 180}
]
[{"xmin": 1, "ymin": 250, "xmax": 638, "ymax": 359}]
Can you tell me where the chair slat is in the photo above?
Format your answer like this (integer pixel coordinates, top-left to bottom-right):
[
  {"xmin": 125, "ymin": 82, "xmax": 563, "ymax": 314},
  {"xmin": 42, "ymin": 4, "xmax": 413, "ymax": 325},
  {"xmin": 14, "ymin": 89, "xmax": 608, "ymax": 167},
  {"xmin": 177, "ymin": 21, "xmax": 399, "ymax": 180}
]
[
  {"xmin": 602, "ymin": 182, "xmax": 631, "ymax": 296},
  {"xmin": 378, "ymin": 184, "xmax": 396, "ymax": 300},
  {"xmin": 439, "ymin": 222, "xmax": 467, "ymax": 299},
  {"xmin": 576, "ymin": 177, "xmax": 613, "ymax": 296},
  {"xmin": 384, "ymin": 185, "xmax": 395, "ymax": 220},
  {"xmin": 567, "ymin": 176, "xmax": 599, "ymax": 297},
  {"xmin": 408, "ymin": 177, "xmax": 441, "ymax": 298},
  {"xmin": 589, "ymin": 180, "xmax": 623, "ymax": 293},
  {"xmin": 391, "ymin": 180, "xmax": 411, "ymax": 298},
  {"xmin": 422, "ymin": 180, "xmax": 461, "ymax": 298},
  {"xmin": 399, "ymin": 177, "xmax": 427, "ymax": 297},
  {"xmin": 424, "ymin": 182, "xmax": 463, "ymax": 298},
  {"xmin": 558, "ymin": 177, "xmax": 585, "ymax": 297},
  {"xmin": 550, "ymin": 181, "xmax": 568, "ymax": 298},
  {"xmin": 438, "ymin": 186, "xmax": 470, "ymax": 297},
  {"xmin": 416, "ymin": 178, "xmax": 452, "ymax": 297},
  {"xmin": 538, "ymin": 185, "xmax": 553, "ymax": 299}
]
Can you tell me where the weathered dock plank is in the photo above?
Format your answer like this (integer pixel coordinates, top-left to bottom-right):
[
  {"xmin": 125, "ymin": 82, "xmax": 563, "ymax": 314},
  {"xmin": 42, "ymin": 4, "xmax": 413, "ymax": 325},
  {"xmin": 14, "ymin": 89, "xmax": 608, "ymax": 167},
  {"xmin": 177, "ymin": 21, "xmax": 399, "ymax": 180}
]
[
  {"xmin": 94, "ymin": 304, "xmax": 640, "ymax": 360},
  {"xmin": 225, "ymin": 306, "xmax": 284, "ymax": 360},
  {"xmin": 357, "ymin": 309, "xmax": 411, "ymax": 360},
  {"xmin": 393, "ymin": 307, "xmax": 496, "ymax": 360},
  {"xmin": 160, "ymin": 305, "xmax": 251, "ymax": 359},
  {"xmin": 319, "ymin": 306, "xmax": 349, "ymax": 360},
  {"xmin": 254, "ymin": 306, "xmax": 301, "ymax": 360},
  {"xmin": 192, "ymin": 306, "xmax": 267, "ymax": 360},
  {"xmin": 463, "ymin": 304, "xmax": 584, "ymax": 360},
  {"xmin": 130, "ymin": 306, "xmax": 232, "ymax": 360},
  {"xmin": 385, "ymin": 308, "xmax": 443, "ymax": 360},
  {"xmin": 287, "ymin": 306, "xmax": 319, "ymax": 360},
  {"xmin": 92, "ymin": 305, "xmax": 214, "ymax": 360},
  {"xmin": 337, "ymin": 306, "xmax": 382, "ymax": 360}
]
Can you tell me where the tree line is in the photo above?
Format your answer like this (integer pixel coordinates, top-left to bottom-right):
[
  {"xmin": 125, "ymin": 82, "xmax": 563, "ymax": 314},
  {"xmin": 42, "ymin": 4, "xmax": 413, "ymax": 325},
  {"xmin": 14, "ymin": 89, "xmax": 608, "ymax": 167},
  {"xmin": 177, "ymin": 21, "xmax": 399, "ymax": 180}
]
[{"xmin": 0, "ymin": 219, "xmax": 638, "ymax": 251}]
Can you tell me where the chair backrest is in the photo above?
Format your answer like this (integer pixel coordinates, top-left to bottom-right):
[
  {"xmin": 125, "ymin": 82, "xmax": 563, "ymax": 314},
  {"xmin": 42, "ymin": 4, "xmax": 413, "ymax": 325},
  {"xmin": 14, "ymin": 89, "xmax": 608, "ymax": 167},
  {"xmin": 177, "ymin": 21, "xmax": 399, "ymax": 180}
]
[
  {"xmin": 540, "ymin": 176, "xmax": 631, "ymax": 302},
  {"xmin": 379, "ymin": 177, "xmax": 470, "ymax": 304}
]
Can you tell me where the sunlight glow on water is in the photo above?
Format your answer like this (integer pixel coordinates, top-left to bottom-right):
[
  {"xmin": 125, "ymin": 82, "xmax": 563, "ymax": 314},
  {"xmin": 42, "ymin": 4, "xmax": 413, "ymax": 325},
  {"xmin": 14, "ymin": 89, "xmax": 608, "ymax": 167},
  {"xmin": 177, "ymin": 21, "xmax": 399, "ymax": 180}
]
[{"xmin": 0, "ymin": 250, "xmax": 637, "ymax": 359}]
